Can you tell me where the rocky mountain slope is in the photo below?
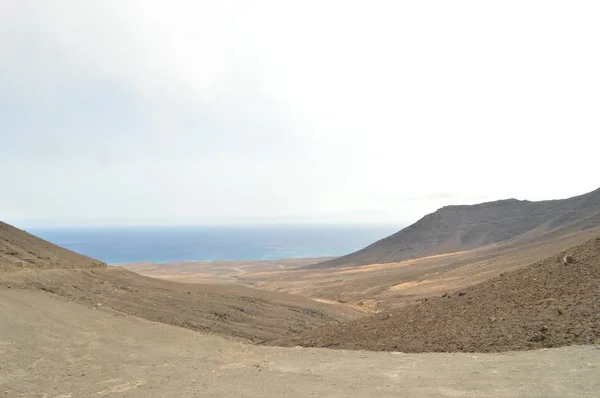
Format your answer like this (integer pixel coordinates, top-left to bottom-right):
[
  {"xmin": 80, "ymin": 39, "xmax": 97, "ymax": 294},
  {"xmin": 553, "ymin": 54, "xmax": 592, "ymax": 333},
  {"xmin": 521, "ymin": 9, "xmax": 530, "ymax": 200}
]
[
  {"xmin": 0, "ymin": 221, "xmax": 106, "ymax": 270},
  {"xmin": 278, "ymin": 235, "xmax": 600, "ymax": 352},
  {"xmin": 310, "ymin": 187, "xmax": 600, "ymax": 269}
]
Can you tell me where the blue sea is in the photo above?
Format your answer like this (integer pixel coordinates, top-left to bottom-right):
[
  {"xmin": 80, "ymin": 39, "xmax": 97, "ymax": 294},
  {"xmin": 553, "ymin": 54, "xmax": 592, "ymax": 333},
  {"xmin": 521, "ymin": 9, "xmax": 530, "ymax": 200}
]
[{"xmin": 29, "ymin": 225, "xmax": 400, "ymax": 264}]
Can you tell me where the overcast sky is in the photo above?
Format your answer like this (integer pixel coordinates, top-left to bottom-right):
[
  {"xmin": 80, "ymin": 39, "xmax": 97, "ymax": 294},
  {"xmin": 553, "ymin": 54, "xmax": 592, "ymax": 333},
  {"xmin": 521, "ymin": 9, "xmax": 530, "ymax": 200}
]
[{"xmin": 1, "ymin": 1, "xmax": 599, "ymax": 227}]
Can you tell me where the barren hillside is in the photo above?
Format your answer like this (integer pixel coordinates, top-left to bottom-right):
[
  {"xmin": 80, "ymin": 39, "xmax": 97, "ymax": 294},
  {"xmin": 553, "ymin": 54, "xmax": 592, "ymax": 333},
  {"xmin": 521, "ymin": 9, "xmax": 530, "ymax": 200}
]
[
  {"xmin": 0, "ymin": 221, "xmax": 360, "ymax": 341},
  {"xmin": 277, "ymin": 235, "xmax": 600, "ymax": 352},
  {"xmin": 311, "ymin": 187, "xmax": 600, "ymax": 269},
  {"xmin": 0, "ymin": 221, "xmax": 106, "ymax": 270}
]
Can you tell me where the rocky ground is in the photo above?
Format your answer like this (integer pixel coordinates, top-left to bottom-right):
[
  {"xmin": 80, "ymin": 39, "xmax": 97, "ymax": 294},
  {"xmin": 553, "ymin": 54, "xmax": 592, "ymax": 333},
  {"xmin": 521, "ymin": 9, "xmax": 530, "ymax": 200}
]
[{"xmin": 274, "ymin": 237, "xmax": 600, "ymax": 352}]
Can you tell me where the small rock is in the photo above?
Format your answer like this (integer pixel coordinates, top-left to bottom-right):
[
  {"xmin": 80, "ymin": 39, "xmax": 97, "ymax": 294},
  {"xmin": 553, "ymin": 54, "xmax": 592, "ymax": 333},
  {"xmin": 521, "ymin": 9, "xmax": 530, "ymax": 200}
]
[
  {"xmin": 361, "ymin": 355, "xmax": 367, "ymax": 358},
  {"xmin": 540, "ymin": 325, "xmax": 549, "ymax": 333},
  {"xmin": 457, "ymin": 292, "xmax": 466, "ymax": 297},
  {"xmin": 529, "ymin": 333, "xmax": 546, "ymax": 342},
  {"xmin": 563, "ymin": 255, "xmax": 574, "ymax": 265}
]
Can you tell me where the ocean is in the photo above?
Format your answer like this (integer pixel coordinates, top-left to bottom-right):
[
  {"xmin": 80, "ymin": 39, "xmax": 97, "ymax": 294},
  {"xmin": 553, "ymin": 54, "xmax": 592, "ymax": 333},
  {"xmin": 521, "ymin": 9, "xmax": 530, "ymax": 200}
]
[{"xmin": 29, "ymin": 224, "xmax": 400, "ymax": 265}]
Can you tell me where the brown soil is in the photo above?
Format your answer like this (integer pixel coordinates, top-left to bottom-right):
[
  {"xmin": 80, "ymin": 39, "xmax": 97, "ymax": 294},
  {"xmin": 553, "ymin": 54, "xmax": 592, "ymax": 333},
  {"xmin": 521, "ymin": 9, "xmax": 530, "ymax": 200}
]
[
  {"xmin": 0, "ymin": 266, "xmax": 361, "ymax": 343},
  {"xmin": 0, "ymin": 221, "xmax": 105, "ymax": 270},
  {"xmin": 274, "ymin": 236, "xmax": 600, "ymax": 352},
  {"xmin": 4, "ymin": 289, "xmax": 599, "ymax": 397},
  {"xmin": 234, "ymin": 228, "xmax": 600, "ymax": 311}
]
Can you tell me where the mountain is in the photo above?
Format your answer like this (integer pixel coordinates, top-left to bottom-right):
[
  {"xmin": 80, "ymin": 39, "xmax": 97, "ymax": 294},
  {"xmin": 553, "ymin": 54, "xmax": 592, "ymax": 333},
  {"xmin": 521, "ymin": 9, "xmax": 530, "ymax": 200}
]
[
  {"xmin": 309, "ymin": 187, "xmax": 600, "ymax": 269},
  {"xmin": 0, "ymin": 221, "xmax": 106, "ymax": 270}
]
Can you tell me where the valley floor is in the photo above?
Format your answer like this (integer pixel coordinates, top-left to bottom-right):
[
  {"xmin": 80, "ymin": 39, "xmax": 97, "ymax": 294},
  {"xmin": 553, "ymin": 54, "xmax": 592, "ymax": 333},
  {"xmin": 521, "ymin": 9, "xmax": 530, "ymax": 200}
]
[{"xmin": 1, "ymin": 288, "xmax": 599, "ymax": 397}]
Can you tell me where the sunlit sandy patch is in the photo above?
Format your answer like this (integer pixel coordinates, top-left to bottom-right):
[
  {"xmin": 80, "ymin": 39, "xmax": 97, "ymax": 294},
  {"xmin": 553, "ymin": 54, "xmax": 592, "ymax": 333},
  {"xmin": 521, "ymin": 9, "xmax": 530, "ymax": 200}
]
[
  {"xmin": 388, "ymin": 280, "xmax": 427, "ymax": 291},
  {"xmin": 332, "ymin": 251, "xmax": 468, "ymax": 275},
  {"xmin": 387, "ymin": 277, "xmax": 464, "ymax": 295},
  {"xmin": 313, "ymin": 298, "xmax": 339, "ymax": 304},
  {"xmin": 95, "ymin": 380, "xmax": 145, "ymax": 395}
]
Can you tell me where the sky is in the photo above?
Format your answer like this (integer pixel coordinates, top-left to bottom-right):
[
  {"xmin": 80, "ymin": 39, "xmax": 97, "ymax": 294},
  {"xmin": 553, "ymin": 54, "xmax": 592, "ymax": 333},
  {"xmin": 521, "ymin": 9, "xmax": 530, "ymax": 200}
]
[{"xmin": 1, "ymin": 1, "xmax": 599, "ymax": 228}]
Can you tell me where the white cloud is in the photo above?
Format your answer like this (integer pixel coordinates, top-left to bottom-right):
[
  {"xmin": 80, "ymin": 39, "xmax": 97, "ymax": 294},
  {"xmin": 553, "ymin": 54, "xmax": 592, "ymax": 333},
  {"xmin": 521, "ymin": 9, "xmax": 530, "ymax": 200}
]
[{"xmin": 1, "ymin": 0, "xmax": 599, "ymax": 226}]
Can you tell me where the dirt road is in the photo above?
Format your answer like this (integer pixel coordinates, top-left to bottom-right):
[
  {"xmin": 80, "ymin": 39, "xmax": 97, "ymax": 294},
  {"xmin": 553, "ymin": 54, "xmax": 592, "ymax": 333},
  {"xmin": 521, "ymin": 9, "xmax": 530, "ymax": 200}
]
[{"xmin": 1, "ymin": 289, "xmax": 598, "ymax": 397}]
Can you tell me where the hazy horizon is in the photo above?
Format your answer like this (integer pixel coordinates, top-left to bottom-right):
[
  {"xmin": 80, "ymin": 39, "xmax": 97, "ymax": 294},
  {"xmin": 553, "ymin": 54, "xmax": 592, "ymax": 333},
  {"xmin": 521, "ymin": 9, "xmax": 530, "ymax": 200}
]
[
  {"xmin": 2, "ymin": 1, "xmax": 599, "ymax": 227},
  {"xmin": 5, "ymin": 180, "xmax": 599, "ymax": 230},
  {"xmin": 8, "ymin": 184, "xmax": 599, "ymax": 229},
  {"xmin": 13, "ymin": 220, "xmax": 403, "ymax": 229}
]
